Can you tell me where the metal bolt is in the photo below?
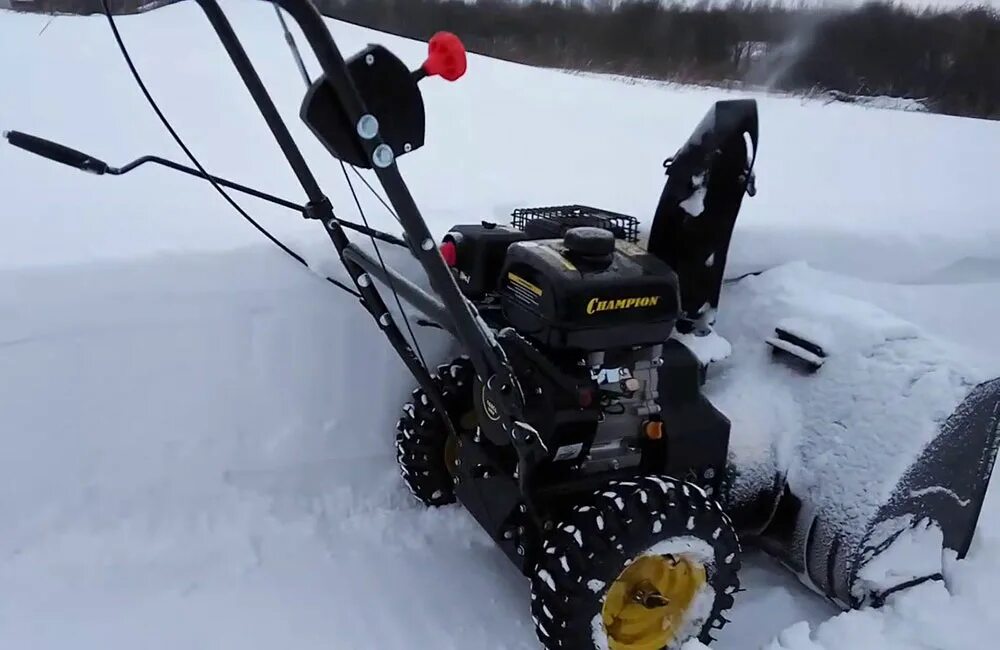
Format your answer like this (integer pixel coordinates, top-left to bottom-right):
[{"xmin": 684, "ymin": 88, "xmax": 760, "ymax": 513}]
[
  {"xmin": 372, "ymin": 144, "xmax": 395, "ymax": 168},
  {"xmin": 544, "ymin": 521, "xmax": 554, "ymax": 531},
  {"xmin": 503, "ymin": 530, "xmax": 513, "ymax": 540},
  {"xmin": 357, "ymin": 114, "xmax": 379, "ymax": 140},
  {"xmin": 404, "ymin": 143, "xmax": 413, "ymax": 153},
  {"xmin": 421, "ymin": 238, "xmax": 435, "ymax": 251},
  {"xmin": 517, "ymin": 545, "xmax": 525, "ymax": 556},
  {"xmin": 519, "ymin": 504, "xmax": 527, "ymax": 513},
  {"xmin": 454, "ymin": 458, "xmax": 461, "ymax": 467},
  {"xmin": 365, "ymin": 53, "xmax": 375, "ymax": 65},
  {"xmin": 517, "ymin": 526, "xmax": 526, "ymax": 535},
  {"xmin": 704, "ymin": 468, "xmax": 716, "ymax": 480},
  {"xmin": 326, "ymin": 219, "xmax": 337, "ymax": 230},
  {"xmin": 453, "ymin": 476, "xmax": 461, "ymax": 485},
  {"xmin": 357, "ymin": 274, "xmax": 371, "ymax": 288},
  {"xmin": 611, "ymin": 459, "xmax": 620, "ymax": 470}
]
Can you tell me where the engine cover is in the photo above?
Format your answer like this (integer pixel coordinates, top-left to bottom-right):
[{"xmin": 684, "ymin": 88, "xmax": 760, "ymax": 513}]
[{"xmin": 499, "ymin": 234, "xmax": 680, "ymax": 351}]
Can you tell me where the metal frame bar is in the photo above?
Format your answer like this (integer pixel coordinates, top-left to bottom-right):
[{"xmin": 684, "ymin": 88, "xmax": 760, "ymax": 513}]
[
  {"xmin": 189, "ymin": 0, "xmax": 540, "ymax": 518},
  {"xmin": 192, "ymin": 0, "xmax": 455, "ymax": 424},
  {"xmin": 343, "ymin": 244, "xmax": 454, "ymax": 333},
  {"xmin": 114, "ymin": 155, "xmax": 407, "ymax": 247},
  {"xmin": 255, "ymin": 0, "xmax": 517, "ymax": 395}
]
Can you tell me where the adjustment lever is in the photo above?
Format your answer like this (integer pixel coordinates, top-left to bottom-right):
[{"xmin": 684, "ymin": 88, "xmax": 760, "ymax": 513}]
[
  {"xmin": 412, "ymin": 32, "xmax": 467, "ymax": 83},
  {"xmin": 4, "ymin": 130, "xmax": 109, "ymax": 175}
]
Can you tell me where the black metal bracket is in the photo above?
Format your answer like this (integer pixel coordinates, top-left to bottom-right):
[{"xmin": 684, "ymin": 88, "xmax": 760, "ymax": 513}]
[
  {"xmin": 184, "ymin": 0, "xmax": 528, "ymax": 457},
  {"xmin": 302, "ymin": 196, "xmax": 334, "ymax": 221}
]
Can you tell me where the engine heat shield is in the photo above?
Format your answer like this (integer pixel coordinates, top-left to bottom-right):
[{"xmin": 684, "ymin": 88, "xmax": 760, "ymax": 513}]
[{"xmin": 499, "ymin": 238, "xmax": 680, "ymax": 351}]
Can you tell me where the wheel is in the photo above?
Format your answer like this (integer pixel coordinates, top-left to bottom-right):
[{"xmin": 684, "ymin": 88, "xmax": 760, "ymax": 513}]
[
  {"xmin": 531, "ymin": 476, "xmax": 741, "ymax": 650},
  {"xmin": 395, "ymin": 357, "xmax": 475, "ymax": 507}
]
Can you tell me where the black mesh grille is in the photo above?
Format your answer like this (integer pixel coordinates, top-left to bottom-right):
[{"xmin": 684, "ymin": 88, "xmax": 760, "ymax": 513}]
[{"xmin": 510, "ymin": 205, "xmax": 640, "ymax": 243}]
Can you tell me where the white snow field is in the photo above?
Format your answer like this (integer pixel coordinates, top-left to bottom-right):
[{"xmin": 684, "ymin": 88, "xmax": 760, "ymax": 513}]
[{"xmin": 1, "ymin": 2, "xmax": 999, "ymax": 649}]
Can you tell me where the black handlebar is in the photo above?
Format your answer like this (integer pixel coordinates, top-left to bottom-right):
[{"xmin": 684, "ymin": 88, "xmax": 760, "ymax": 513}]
[{"xmin": 4, "ymin": 130, "xmax": 109, "ymax": 175}]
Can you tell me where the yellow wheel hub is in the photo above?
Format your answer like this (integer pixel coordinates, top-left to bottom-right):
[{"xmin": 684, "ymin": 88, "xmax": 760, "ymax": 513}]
[{"xmin": 601, "ymin": 554, "xmax": 707, "ymax": 650}]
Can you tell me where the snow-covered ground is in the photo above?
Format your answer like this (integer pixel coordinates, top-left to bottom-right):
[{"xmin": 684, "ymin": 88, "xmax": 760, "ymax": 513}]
[{"xmin": 1, "ymin": 2, "xmax": 999, "ymax": 649}]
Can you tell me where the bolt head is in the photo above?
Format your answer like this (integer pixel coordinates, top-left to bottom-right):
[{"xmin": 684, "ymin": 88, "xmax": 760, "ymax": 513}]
[
  {"xmin": 372, "ymin": 144, "xmax": 395, "ymax": 168},
  {"xmin": 517, "ymin": 545, "xmax": 525, "ymax": 556},
  {"xmin": 519, "ymin": 504, "xmax": 527, "ymax": 513},
  {"xmin": 365, "ymin": 53, "xmax": 375, "ymax": 65},
  {"xmin": 357, "ymin": 114, "xmax": 379, "ymax": 140},
  {"xmin": 704, "ymin": 468, "xmax": 716, "ymax": 480},
  {"xmin": 503, "ymin": 530, "xmax": 513, "ymax": 540}
]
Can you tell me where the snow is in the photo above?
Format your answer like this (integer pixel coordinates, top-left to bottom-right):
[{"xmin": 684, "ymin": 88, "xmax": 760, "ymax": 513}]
[
  {"xmin": 853, "ymin": 516, "xmax": 945, "ymax": 601},
  {"xmin": 673, "ymin": 329, "xmax": 734, "ymax": 365},
  {"xmin": 774, "ymin": 317, "xmax": 834, "ymax": 353},
  {"xmin": 1, "ymin": 2, "xmax": 999, "ymax": 650},
  {"xmin": 718, "ymin": 263, "xmax": 995, "ymax": 572},
  {"xmin": 680, "ymin": 173, "xmax": 708, "ymax": 217},
  {"xmin": 764, "ymin": 335, "xmax": 825, "ymax": 368}
]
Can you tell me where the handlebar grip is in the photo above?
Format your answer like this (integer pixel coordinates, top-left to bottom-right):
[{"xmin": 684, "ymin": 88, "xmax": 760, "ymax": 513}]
[{"xmin": 3, "ymin": 131, "xmax": 109, "ymax": 175}]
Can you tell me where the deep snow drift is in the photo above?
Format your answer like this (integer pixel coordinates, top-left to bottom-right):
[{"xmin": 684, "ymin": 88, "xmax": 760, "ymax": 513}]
[{"xmin": 1, "ymin": 3, "xmax": 999, "ymax": 649}]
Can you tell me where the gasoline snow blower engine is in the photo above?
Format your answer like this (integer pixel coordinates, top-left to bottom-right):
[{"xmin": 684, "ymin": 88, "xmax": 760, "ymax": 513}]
[{"xmin": 6, "ymin": 2, "xmax": 999, "ymax": 648}]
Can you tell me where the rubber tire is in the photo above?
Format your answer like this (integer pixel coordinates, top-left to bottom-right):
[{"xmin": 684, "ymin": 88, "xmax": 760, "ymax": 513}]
[
  {"xmin": 395, "ymin": 357, "xmax": 474, "ymax": 507},
  {"xmin": 530, "ymin": 476, "xmax": 741, "ymax": 649}
]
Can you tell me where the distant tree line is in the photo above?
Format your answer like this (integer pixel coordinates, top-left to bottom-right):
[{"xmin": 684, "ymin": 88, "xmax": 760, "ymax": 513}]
[
  {"xmin": 12, "ymin": 0, "xmax": 1000, "ymax": 120},
  {"xmin": 317, "ymin": 0, "xmax": 1000, "ymax": 120},
  {"xmin": 7, "ymin": 0, "xmax": 168, "ymax": 13}
]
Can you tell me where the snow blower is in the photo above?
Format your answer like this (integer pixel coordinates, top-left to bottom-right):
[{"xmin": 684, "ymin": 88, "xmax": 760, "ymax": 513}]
[{"xmin": 5, "ymin": 1, "xmax": 998, "ymax": 648}]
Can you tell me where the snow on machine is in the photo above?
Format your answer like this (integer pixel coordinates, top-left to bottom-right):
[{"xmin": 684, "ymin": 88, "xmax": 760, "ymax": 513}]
[{"xmin": 5, "ymin": 1, "xmax": 998, "ymax": 648}]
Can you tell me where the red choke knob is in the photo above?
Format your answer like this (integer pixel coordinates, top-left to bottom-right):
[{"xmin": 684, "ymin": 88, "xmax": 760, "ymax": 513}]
[
  {"xmin": 422, "ymin": 32, "xmax": 467, "ymax": 82},
  {"xmin": 439, "ymin": 241, "xmax": 458, "ymax": 267}
]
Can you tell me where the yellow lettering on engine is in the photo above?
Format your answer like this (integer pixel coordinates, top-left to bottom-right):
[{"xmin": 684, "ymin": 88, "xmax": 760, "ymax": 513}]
[{"xmin": 586, "ymin": 295, "xmax": 664, "ymax": 315}]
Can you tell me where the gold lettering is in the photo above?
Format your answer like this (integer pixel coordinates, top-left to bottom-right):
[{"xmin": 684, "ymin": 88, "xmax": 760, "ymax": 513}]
[{"xmin": 585, "ymin": 295, "xmax": 664, "ymax": 315}]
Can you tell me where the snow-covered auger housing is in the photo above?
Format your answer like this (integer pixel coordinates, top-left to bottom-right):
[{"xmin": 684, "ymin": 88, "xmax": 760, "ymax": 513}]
[{"xmin": 4, "ymin": 1, "xmax": 998, "ymax": 648}]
